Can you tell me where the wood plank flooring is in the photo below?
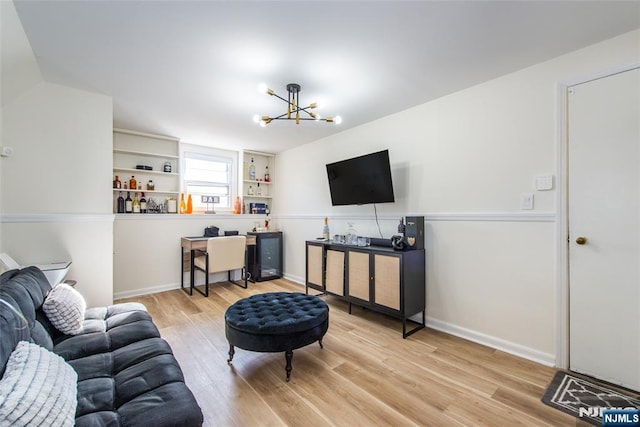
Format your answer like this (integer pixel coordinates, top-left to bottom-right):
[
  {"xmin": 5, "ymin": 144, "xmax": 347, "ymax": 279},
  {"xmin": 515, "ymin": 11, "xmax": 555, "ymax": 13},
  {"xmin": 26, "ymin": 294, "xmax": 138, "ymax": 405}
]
[{"xmin": 117, "ymin": 279, "xmax": 588, "ymax": 426}]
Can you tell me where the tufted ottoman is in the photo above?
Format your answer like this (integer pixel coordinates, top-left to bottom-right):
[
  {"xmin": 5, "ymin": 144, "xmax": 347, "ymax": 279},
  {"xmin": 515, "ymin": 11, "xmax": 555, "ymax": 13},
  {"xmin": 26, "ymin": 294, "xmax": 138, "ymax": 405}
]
[{"xmin": 224, "ymin": 292, "xmax": 329, "ymax": 381}]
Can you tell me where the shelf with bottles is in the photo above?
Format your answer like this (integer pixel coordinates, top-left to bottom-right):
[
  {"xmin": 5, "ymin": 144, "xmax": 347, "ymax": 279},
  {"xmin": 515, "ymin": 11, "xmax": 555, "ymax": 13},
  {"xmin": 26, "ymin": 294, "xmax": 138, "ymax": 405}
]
[
  {"xmin": 113, "ymin": 174, "xmax": 178, "ymax": 193},
  {"xmin": 113, "ymin": 130, "xmax": 180, "ymax": 189},
  {"xmin": 244, "ymin": 181, "xmax": 270, "ymax": 198},
  {"xmin": 114, "ymin": 191, "xmax": 179, "ymax": 215},
  {"xmin": 242, "ymin": 151, "xmax": 273, "ymax": 182},
  {"xmin": 114, "ymin": 167, "xmax": 179, "ymax": 177}
]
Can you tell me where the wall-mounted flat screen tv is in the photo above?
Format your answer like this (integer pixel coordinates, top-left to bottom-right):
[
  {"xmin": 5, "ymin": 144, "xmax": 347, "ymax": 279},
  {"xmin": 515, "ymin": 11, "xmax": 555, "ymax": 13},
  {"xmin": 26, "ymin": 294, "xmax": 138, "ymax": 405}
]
[{"xmin": 326, "ymin": 149, "xmax": 395, "ymax": 206}]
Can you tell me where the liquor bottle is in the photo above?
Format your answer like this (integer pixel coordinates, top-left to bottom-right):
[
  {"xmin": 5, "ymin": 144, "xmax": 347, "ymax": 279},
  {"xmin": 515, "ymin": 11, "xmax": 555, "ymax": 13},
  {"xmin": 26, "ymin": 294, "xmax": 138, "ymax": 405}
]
[
  {"xmin": 322, "ymin": 217, "xmax": 330, "ymax": 240},
  {"xmin": 140, "ymin": 192, "xmax": 147, "ymax": 213},
  {"xmin": 249, "ymin": 157, "xmax": 256, "ymax": 180},
  {"xmin": 146, "ymin": 180, "xmax": 154, "ymax": 191},
  {"xmin": 265, "ymin": 204, "xmax": 270, "ymax": 215},
  {"xmin": 132, "ymin": 192, "xmax": 141, "ymax": 213},
  {"xmin": 186, "ymin": 194, "xmax": 193, "ymax": 214},
  {"xmin": 256, "ymin": 182, "xmax": 262, "ymax": 195},
  {"xmin": 264, "ymin": 165, "xmax": 270, "ymax": 182},
  {"xmin": 129, "ymin": 176, "xmax": 137, "ymax": 191},
  {"xmin": 117, "ymin": 192, "xmax": 125, "ymax": 213},
  {"xmin": 179, "ymin": 193, "xmax": 186, "ymax": 214},
  {"xmin": 248, "ymin": 185, "xmax": 254, "ymax": 195},
  {"xmin": 113, "ymin": 175, "xmax": 121, "ymax": 189},
  {"xmin": 125, "ymin": 192, "xmax": 133, "ymax": 213},
  {"xmin": 233, "ymin": 196, "xmax": 240, "ymax": 214}
]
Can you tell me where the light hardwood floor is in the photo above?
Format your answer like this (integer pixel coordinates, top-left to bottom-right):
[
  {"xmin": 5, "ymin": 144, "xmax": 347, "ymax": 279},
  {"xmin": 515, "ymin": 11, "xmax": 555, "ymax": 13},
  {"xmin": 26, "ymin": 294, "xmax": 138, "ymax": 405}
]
[{"xmin": 117, "ymin": 279, "xmax": 588, "ymax": 426}]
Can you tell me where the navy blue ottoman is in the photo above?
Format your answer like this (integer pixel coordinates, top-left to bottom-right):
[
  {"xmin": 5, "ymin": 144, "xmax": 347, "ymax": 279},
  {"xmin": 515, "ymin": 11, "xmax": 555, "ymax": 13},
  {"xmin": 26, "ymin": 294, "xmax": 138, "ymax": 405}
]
[{"xmin": 224, "ymin": 292, "xmax": 329, "ymax": 381}]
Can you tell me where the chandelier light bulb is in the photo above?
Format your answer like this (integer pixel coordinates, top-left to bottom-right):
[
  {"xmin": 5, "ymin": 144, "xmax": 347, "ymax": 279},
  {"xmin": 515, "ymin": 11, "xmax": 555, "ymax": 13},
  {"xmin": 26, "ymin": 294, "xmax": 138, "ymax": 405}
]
[
  {"xmin": 258, "ymin": 83, "xmax": 268, "ymax": 93},
  {"xmin": 259, "ymin": 120, "xmax": 267, "ymax": 128},
  {"xmin": 253, "ymin": 114, "xmax": 260, "ymax": 124},
  {"xmin": 335, "ymin": 116, "xmax": 343, "ymax": 125}
]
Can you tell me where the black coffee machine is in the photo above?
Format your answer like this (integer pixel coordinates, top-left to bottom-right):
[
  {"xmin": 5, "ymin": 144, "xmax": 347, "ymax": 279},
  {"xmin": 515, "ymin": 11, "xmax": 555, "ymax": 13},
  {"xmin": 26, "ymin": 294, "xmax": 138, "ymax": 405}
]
[{"xmin": 391, "ymin": 216, "xmax": 424, "ymax": 250}]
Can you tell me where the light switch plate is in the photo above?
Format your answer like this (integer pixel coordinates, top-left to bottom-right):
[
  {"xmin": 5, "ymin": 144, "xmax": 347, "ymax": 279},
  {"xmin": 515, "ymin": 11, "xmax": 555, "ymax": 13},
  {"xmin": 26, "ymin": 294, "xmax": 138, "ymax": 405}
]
[
  {"xmin": 535, "ymin": 174, "xmax": 553, "ymax": 191},
  {"xmin": 520, "ymin": 193, "xmax": 534, "ymax": 210}
]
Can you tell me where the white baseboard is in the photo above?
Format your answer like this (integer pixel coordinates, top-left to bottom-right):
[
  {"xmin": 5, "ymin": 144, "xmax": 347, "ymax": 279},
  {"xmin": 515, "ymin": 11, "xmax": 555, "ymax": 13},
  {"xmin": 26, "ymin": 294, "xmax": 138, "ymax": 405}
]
[
  {"xmin": 114, "ymin": 282, "xmax": 181, "ymax": 300},
  {"xmin": 426, "ymin": 317, "xmax": 556, "ymax": 367},
  {"xmin": 284, "ymin": 273, "xmax": 555, "ymax": 366},
  {"xmin": 282, "ymin": 273, "xmax": 305, "ymax": 285}
]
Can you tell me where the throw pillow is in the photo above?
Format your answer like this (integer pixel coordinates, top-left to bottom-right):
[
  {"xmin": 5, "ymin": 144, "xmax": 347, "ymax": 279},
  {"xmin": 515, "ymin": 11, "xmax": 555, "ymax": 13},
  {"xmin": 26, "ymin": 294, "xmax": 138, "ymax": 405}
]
[
  {"xmin": 42, "ymin": 283, "xmax": 86, "ymax": 335},
  {"xmin": 0, "ymin": 341, "xmax": 77, "ymax": 426}
]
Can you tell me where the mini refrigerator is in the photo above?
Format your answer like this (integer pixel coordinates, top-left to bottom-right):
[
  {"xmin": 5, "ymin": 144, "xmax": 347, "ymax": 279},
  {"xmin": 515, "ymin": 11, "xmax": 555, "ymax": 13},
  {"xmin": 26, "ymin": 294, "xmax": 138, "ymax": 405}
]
[{"xmin": 247, "ymin": 231, "xmax": 283, "ymax": 282}]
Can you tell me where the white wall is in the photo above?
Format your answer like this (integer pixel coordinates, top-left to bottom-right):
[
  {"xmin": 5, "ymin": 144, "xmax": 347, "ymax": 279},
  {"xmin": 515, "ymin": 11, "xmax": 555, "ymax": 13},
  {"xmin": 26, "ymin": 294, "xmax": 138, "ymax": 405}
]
[
  {"xmin": 1, "ymin": 1, "xmax": 114, "ymax": 306},
  {"xmin": 274, "ymin": 30, "xmax": 640, "ymax": 365},
  {"xmin": 0, "ymin": 82, "xmax": 113, "ymax": 306},
  {"xmin": 113, "ymin": 215, "xmax": 276, "ymax": 298}
]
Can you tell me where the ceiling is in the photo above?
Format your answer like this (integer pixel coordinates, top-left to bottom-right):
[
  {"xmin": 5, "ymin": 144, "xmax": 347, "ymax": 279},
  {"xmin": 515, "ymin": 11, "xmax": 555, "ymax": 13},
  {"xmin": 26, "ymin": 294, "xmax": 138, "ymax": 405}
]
[{"xmin": 13, "ymin": 1, "xmax": 640, "ymax": 153}]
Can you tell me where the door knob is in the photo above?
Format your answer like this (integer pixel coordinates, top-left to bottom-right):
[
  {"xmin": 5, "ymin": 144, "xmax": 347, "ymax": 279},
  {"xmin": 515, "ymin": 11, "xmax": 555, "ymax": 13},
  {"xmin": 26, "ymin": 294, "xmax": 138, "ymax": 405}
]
[{"xmin": 576, "ymin": 236, "xmax": 587, "ymax": 245}]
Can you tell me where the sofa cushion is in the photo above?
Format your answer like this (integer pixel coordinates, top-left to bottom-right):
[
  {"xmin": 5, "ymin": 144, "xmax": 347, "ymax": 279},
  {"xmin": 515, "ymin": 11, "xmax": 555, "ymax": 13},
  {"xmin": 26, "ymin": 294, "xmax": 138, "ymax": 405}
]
[
  {"xmin": 0, "ymin": 299, "xmax": 29, "ymax": 378},
  {"xmin": 53, "ymin": 304, "xmax": 160, "ymax": 361},
  {"xmin": 0, "ymin": 341, "xmax": 77, "ymax": 426},
  {"xmin": 43, "ymin": 283, "xmax": 86, "ymax": 335},
  {"xmin": 0, "ymin": 267, "xmax": 56, "ymax": 350}
]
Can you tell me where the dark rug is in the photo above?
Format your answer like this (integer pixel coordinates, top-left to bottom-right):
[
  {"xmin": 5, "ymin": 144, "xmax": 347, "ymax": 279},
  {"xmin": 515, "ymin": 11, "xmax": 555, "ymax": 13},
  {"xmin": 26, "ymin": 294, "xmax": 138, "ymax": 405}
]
[{"xmin": 541, "ymin": 370, "xmax": 640, "ymax": 426}]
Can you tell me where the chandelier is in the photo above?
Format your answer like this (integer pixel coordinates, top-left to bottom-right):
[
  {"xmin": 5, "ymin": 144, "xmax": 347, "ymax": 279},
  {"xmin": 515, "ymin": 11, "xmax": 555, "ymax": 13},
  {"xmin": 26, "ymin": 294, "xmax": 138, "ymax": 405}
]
[{"xmin": 254, "ymin": 83, "xmax": 342, "ymax": 127}]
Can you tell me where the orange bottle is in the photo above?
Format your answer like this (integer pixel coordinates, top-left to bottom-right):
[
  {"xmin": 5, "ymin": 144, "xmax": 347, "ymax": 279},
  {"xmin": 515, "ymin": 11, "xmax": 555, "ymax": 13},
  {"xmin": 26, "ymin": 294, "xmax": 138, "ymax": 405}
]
[
  {"xmin": 234, "ymin": 196, "xmax": 241, "ymax": 214},
  {"xmin": 186, "ymin": 194, "xmax": 193, "ymax": 214}
]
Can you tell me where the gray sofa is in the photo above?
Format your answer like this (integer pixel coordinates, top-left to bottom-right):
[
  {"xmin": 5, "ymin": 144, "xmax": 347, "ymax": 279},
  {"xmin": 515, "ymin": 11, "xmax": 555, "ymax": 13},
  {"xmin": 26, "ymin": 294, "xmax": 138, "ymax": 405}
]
[{"xmin": 0, "ymin": 266, "xmax": 203, "ymax": 426}]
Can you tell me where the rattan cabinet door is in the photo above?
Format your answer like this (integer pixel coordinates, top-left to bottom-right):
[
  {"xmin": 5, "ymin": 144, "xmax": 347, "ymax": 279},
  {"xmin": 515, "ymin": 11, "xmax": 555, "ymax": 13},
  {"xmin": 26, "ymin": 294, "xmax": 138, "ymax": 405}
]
[
  {"xmin": 306, "ymin": 244, "xmax": 324, "ymax": 289},
  {"xmin": 325, "ymin": 250, "xmax": 345, "ymax": 296},
  {"xmin": 373, "ymin": 254, "xmax": 400, "ymax": 310},
  {"xmin": 348, "ymin": 251, "xmax": 370, "ymax": 301}
]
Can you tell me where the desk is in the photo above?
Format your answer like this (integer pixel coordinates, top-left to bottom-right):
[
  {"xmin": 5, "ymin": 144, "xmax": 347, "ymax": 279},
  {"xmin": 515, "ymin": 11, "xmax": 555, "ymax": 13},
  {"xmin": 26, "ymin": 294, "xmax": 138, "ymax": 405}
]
[{"xmin": 180, "ymin": 236, "xmax": 256, "ymax": 295}]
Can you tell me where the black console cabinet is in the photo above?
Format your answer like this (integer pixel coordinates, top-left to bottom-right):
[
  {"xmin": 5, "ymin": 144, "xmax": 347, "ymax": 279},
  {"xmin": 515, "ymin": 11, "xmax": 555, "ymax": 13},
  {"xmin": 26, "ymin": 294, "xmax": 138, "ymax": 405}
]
[
  {"xmin": 305, "ymin": 240, "xmax": 425, "ymax": 338},
  {"xmin": 247, "ymin": 231, "xmax": 283, "ymax": 282}
]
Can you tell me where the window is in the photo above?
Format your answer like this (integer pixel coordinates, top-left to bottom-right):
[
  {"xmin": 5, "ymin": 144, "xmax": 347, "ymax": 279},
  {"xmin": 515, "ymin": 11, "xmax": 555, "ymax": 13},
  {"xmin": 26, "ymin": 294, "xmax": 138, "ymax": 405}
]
[{"xmin": 181, "ymin": 144, "xmax": 237, "ymax": 213}]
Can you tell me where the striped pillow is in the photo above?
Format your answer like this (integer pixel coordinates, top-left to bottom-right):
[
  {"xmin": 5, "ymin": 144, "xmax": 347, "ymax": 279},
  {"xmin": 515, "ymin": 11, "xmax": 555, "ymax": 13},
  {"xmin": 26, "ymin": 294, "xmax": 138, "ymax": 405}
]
[
  {"xmin": 42, "ymin": 283, "xmax": 86, "ymax": 335},
  {"xmin": 0, "ymin": 341, "xmax": 77, "ymax": 426}
]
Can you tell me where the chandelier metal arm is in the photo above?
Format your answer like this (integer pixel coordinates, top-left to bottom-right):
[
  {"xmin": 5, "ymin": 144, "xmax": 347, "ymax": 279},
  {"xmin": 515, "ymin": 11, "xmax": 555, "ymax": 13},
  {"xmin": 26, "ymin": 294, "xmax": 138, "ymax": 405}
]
[{"xmin": 256, "ymin": 83, "xmax": 340, "ymax": 126}]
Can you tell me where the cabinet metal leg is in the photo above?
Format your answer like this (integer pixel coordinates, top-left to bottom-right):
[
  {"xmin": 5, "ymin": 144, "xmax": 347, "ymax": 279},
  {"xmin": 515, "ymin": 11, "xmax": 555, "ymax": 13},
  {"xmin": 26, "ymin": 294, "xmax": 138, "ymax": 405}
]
[{"xmin": 402, "ymin": 311, "xmax": 426, "ymax": 339}]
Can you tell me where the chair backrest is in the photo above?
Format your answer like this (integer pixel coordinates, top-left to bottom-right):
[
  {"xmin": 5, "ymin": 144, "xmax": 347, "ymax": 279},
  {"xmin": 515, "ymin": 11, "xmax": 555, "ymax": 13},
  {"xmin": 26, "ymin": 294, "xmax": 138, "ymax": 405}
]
[{"xmin": 206, "ymin": 236, "xmax": 246, "ymax": 273}]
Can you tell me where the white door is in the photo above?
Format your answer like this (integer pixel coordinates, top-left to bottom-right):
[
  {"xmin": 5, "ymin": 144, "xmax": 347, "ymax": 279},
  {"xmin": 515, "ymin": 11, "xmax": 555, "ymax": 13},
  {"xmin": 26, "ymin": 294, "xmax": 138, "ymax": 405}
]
[{"xmin": 568, "ymin": 68, "xmax": 640, "ymax": 391}]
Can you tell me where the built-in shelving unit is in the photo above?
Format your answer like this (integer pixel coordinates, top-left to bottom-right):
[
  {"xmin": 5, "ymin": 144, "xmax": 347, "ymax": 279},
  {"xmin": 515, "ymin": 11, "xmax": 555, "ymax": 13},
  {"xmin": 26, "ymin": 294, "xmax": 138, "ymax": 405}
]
[
  {"xmin": 113, "ymin": 128, "xmax": 180, "ymax": 214},
  {"xmin": 241, "ymin": 150, "xmax": 274, "ymax": 214}
]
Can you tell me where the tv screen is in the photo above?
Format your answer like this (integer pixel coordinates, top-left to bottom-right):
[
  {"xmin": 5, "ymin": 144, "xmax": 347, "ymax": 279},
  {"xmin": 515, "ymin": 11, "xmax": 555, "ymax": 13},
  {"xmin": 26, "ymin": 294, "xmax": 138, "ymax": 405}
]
[{"xmin": 326, "ymin": 150, "xmax": 395, "ymax": 206}]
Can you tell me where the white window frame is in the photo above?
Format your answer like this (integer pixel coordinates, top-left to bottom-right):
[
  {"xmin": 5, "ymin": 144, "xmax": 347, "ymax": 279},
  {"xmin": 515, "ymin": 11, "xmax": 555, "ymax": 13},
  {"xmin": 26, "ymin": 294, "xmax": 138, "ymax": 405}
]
[{"xmin": 180, "ymin": 143, "xmax": 238, "ymax": 213}]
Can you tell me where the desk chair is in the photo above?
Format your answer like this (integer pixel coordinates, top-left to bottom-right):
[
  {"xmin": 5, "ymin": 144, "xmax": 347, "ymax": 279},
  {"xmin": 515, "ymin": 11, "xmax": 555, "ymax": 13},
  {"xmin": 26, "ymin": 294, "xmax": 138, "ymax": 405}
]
[{"xmin": 193, "ymin": 236, "xmax": 248, "ymax": 297}]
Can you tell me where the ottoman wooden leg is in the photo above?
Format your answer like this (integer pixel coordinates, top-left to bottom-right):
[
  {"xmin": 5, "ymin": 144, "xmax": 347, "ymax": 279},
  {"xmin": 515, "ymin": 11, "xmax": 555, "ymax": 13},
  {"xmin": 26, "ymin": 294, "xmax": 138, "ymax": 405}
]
[
  {"xmin": 285, "ymin": 350, "xmax": 293, "ymax": 382},
  {"xmin": 227, "ymin": 345, "xmax": 235, "ymax": 364},
  {"xmin": 319, "ymin": 338, "xmax": 324, "ymax": 349}
]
